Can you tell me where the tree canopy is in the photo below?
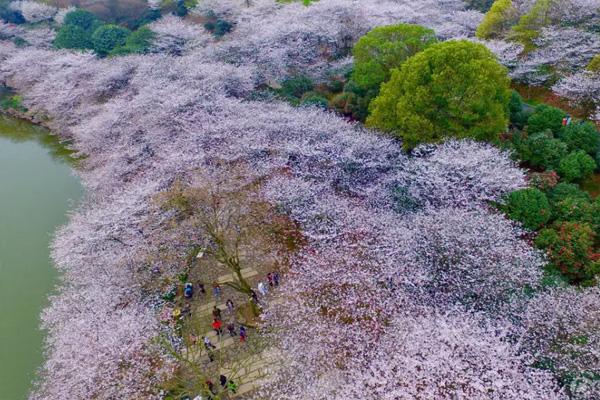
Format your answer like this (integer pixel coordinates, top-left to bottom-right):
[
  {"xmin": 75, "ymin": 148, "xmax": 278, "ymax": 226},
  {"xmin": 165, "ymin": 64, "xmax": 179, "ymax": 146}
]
[{"xmin": 367, "ymin": 40, "xmax": 511, "ymax": 150}]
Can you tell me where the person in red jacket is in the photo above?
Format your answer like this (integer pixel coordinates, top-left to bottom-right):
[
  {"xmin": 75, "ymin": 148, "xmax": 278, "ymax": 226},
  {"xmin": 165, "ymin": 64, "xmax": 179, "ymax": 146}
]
[{"xmin": 212, "ymin": 318, "xmax": 223, "ymax": 336}]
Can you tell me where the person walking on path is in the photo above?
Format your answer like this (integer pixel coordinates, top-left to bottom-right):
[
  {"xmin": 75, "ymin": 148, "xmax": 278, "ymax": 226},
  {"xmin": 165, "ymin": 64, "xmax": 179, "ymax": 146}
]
[
  {"xmin": 239, "ymin": 325, "xmax": 247, "ymax": 343},
  {"xmin": 250, "ymin": 289, "xmax": 259, "ymax": 304},
  {"xmin": 198, "ymin": 282, "xmax": 206, "ymax": 296},
  {"xmin": 226, "ymin": 299, "xmax": 234, "ymax": 314},
  {"xmin": 267, "ymin": 272, "xmax": 274, "ymax": 287},
  {"xmin": 212, "ymin": 318, "xmax": 223, "ymax": 336},
  {"xmin": 273, "ymin": 271, "xmax": 280, "ymax": 287},
  {"xmin": 219, "ymin": 374, "xmax": 227, "ymax": 388},
  {"xmin": 227, "ymin": 321, "xmax": 236, "ymax": 337},
  {"xmin": 204, "ymin": 336, "xmax": 216, "ymax": 350},
  {"xmin": 212, "ymin": 306, "xmax": 222, "ymax": 320},
  {"xmin": 258, "ymin": 281, "xmax": 268, "ymax": 296},
  {"xmin": 212, "ymin": 282, "xmax": 222, "ymax": 301}
]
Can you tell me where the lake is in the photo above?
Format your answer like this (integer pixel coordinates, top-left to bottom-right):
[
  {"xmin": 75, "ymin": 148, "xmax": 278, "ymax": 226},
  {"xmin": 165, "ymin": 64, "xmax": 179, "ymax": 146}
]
[{"xmin": 0, "ymin": 115, "xmax": 82, "ymax": 400}]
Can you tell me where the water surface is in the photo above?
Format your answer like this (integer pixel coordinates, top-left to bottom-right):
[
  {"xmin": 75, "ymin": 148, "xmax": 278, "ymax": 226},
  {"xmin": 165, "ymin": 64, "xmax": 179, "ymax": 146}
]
[{"xmin": 0, "ymin": 115, "xmax": 82, "ymax": 400}]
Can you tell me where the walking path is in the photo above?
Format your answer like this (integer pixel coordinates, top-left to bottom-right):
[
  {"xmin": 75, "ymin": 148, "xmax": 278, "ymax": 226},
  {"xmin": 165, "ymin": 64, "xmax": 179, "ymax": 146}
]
[{"xmin": 181, "ymin": 266, "xmax": 279, "ymax": 398}]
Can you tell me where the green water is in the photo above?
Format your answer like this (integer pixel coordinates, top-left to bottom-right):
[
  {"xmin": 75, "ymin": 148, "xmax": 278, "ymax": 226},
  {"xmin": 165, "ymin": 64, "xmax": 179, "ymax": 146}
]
[{"xmin": 0, "ymin": 115, "xmax": 82, "ymax": 400}]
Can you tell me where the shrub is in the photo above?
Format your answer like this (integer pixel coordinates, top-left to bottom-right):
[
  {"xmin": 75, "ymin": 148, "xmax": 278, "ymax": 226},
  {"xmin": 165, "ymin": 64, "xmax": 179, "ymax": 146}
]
[
  {"xmin": 214, "ymin": 19, "xmax": 233, "ymax": 37},
  {"xmin": 300, "ymin": 93, "xmax": 329, "ymax": 109},
  {"xmin": 519, "ymin": 132, "xmax": 568, "ymax": 170},
  {"xmin": 92, "ymin": 24, "xmax": 131, "ymax": 57},
  {"xmin": 0, "ymin": 94, "xmax": 26, "ymax": 112},
  {"xmin": 53, "ymin": 24, "xmax": 93, "ymax": 50},
  {"xmin": 547, "ymin": 182, "xmax": 591, "ymax": 205},
  {"xmin": 111, "ymin": 27, "xmax": 155, "ymax": 55},
  {"xmin": 475, "ymin": 0, "xmax": 518, "ymax": 39},
  {"xmin": 527, "ymin": 104, "xmax": 566, "ymax": 135},
  {"xmin": 503, "ymin": 188, "xmax": 551, "ymax": 230},
  {"xmin": 131, "ymin": 8, "xmax": 161, "ymax": 30},
  {"xmin": 535, "ymin": 222, "xmax": 598, "ymax": 285},
  {"xmin": 552, "ymin": 196, "xmax": 594, "ymax": 225},
  {"xmin": 558, "ymin": 151, "xmax": 596, "ymax": 182},
  {"xmin": 558, "ymin": 122, "xmax": 600, "ymax": 156},
  {"xmin": 329, "ymin": 92, "xmax": 369, "ymax": 120},
  {"xmin": 528, "ymin": 171, "xmax": 559, "ymax": 191},
  {"xmin": 279, "ymin": 75, "xmax": 314, "ymax": 99},
  {"xmin": 587, "ymin": 54, "xmax": 600, "ymax": 72},
  {"xmin": 508, "ymin": 90, "xmax": 530, "ymax": 129},
  {"xmin": 390, "ymin": 185, "xmax": 420, "ymax": 214},
  {"xmin": 351, "ymin": 24, "xmax": 437, "ymax": 94},
  {"xmin": 64, "ymin": 9, "xmax": 101, "ymax": 32},
  {"xmin": 465, "ymin": 0, "xmax": 495, "ymax": 12},
  {"xmin": 367, "ymin": 40, "xmax": 511, "ymax": 150}
]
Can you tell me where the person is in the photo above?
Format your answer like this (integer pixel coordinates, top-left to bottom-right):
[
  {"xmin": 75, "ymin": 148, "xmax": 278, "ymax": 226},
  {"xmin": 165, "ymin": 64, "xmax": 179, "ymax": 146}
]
[
  {"xmin": 184, "ymin": 282, "xmax": 193, "ymax": 298},
  {"xmin": 258, "ymin": 281, "xmax": 268, "ymax": 296},
  {"xmin": 212, "ymin": 306, "xmax": 222, "ymax": 320},
  {"xmin": 267, "ymin": 272, "xmax": 274, "ymax": 287},
  {"xmin": 250, "ymin": 289, "xmax": 259, "ymax": 304},
  {"xmin": 227, "ymin": 322, "xmax": 236, "ymax": 337},
  {"xmin": 198, "ymin": 282, "xmax": 206, "ymax": 296},
  {"xmin": 204, "ymin": 336, "xmax": 216, "ymax": 350},
  {"xmin": 562, "ymin": 116, "xmax": 568, "ymax": 126},
  {"xmin": 207, "ymin": 350, "xmax": 215, "ymax": 363},
  {"xmin": 226, "ymin": 299, "xmax": 234, "ymax": 314},
  {"xmin": 219, "ymin": 374, "xmax": 227, "ymax": 388},
  {"xmin": 273, "ymin": 271, "xmax": 280, "ymax": 287},
  {"xmin": 212, "ymin": 282, "xmax": 222, "ymax": 301},
  {"xmin": 226, "ymin": 379, "xmax": 238, "ymax": 394},
  {"xmin": 239, "ymin": 325, "xmax": 247, "ymax": 342},
  {"xmin": 212, "ymin": 318, "xmax": 223, "ymax": 336}
]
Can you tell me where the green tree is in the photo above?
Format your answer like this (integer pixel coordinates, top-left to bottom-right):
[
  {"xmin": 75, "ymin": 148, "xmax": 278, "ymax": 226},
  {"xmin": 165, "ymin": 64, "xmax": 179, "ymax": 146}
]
[
  {"xmin": 110, "ymin": 27, "xmax": 155, "ymax": 55},
  {"xmin": 92, "ymin": 24, "xmax": 131, "ymax": 57},
  {"xmin": 511, "ymin": 0, "xmax": 555, "ymax": 51},
  {"xmin": 552, "ymin": 196, "xmax": 594, "ymax": 225},
  {"xmin": 476, "ymin": 0, "xmax": 518, "ymax": 39},
  {"xmin": 547, "ymin": 182, "xmax": 591, "ymax": 206},
  {"xmin": 503, "ymin": 188, "xmax": 551, "ymax": 230},
  {"xmin": 587, "ymin": 54, "xmax": 600, "ymax": 72},
  {"xmin": 535, "ymin": 222, "xmax": 599, "ymax": 285},
  {"xmin": 53, "ymin": 25, "xmax": 93, "ymax": 50},
  {"xmin": 558, "ymin": 122, "xmax": 600, "ymax": 156},
  {"xmin": 508, "ymin": 90, "xmax": 530, "ymax": 128},
  {"xmin": 527, "ymin": 104, "xmax": 566, "ymax": 135},
  {"xmin": 518, "ymin": 132, "xmax": 568, "ymax": 170},
  {"xmin": 558, "ymin": 150, "xmax": 596, "ymax": 182},
  {"xmin": 367, "ymin": 40, "xmax": 510, "ymax": 150},
  {"xmin": 351, "ymin": 24, "xmax": 437, "ymax": 94},
  {"xmin": 64, "ymin": 9, "xmax": 102, "ymax": 32}
]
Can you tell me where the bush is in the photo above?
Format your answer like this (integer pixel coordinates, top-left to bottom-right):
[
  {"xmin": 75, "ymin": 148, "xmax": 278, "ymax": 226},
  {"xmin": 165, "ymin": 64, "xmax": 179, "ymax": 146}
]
[
  {"xmin": 300, "ymin": 93, "xmax": 329, "ymax": 109},
  {"xmin": 519, "ymin": 132, "xmax": 568, "ymax": 170},
  {"xmin": 558, "ymin": 122, "xmax": 600, "ymax": 156},
  {"xmin": 547, "ymin": 182, "xmax": 591, "ymax": 204},
  {"xmin": 64, "ymin": 9, "xmax": 101, "ymax": 32},
  {"xmin": 508, "ymin": 90, "xmax": 530, "ymax": 129},
  {"xmin": 587, "ymin": 54, "xmax": 600, "ymax": 72},
  {"xmin": 279, "ymin": 75, "xmax": 314, "ymax": 99},
  {"xmin": 558, "ymin": 151, "xmax": 596, "ymax": 182},
  {"xmin": 92, "ymin": 24, "xmax": 131, "ymax": 57},
  {"xmin": 529, "ymin": 171, "xmax": 559, "ymax": 191},
  {"xmin": 511, "ymin": 0, "xmax": 553, "ymax": 51},
  {"xmin": 527, "ymin": 104, "xmax": 566, "ymax": 135},
  {"xmin": 351, "ymin": 24, "xmax": 437, "ymax": 94},
  {"xmin": 111, "ymin": 27, "xmax": 155, "ymax": 55},
  {"xmin": 53, "ymin": 24, "xmax": 93, "ymax": 50},
  {"xmin": 475, "ymin": 0, "xmax": 518, "ymax": 39},
  {"xmin": 0, "ymin": 7, "xmax": 24, "ymax": 24},
  {"xmin": 367, "ymin": 40, "xmax": 511, "ymax": 150},
  {"xmin": 131, "ymin": 8, "xmax": 161, "ymax": 30},
  {"xmin": 535, "ymin": 222, "xmax": 598, "ymax": 285},
  {"xmin": 214, "ymin": 19, "xmax": 233, "ymax": 37},
  {"xmin": 503, "ymin": 188, "xmax": 551, "ymax": 230},
  {"xmin": 465, "ymin": 0, "xmax": 495, "ymax": 12},
  {"xmin": 552, "ymin": 196, "xmax": 594, "ymax": 225},
  {"xmin": 329, "ymin": 92, "xmax": 369, "ymax": 120}
]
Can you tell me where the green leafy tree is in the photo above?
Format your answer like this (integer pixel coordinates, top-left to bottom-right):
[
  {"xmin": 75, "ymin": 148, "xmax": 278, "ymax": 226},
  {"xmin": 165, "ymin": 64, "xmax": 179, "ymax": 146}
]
[
  {"xmin": 110, "ymin": 27, "xmax": 155, "ymax": 55},
  {"xmin": 547, "ymin": 182, "xmax": 591, "ymax": 207},
  {"xmin": 53, "ymin": 25, "xmax": 93, "ymax": 50},
  {"xmin": 552, "ymin": 196, "xmax": 594, "ymax": 226},
  {"xmin": 558, "ymin": 122, "xmax": 600, "ymax": 156},
  {"xmin": 511, "ymin": 0, "xmax": 555, "ymax": 51},
  {"xmin": 527, "ymin": 104, "xmax": 566, "ymax": 135},
  {"xmin": 278, "ymin": 75, "xmax": 314, "ymax": 99},
  {"xmin": 587, "ymin": 54, "xmax": 600, "ymax": 72},
  {"xmin": 351, "ymin": 24, "xmax": 437, "ymax": 95},
  {"xmin": 476, "ymin": 0, "xmax": 518, "ymax": 39},
  {"xmin": 64, "ymin": 9, "xmax": 102, "ymax": 32},
  {"xmin": 92, "ymin": 24, "xmax": 131, "ymax": 57},
  {"xmin": 508, "ymin": 90, "xmax": 530, "ymax": 128},
  {"xmin": 519, "ymin": 132, "xmax": 568, "ymax": 170},
  {"xmin": 503, "ymin": 188, "xmax": 551, "ymax": 230},
  {"xmin": 535, "ymin": 222, "xmax": 599, "ymax": 285},
  {"xmin": 558, "ymin": 151, "xmax": 597, "ymax": 182},
  {"xmin": 367, "ymin": 40, "xmax": 510, "ymax": 150}
]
